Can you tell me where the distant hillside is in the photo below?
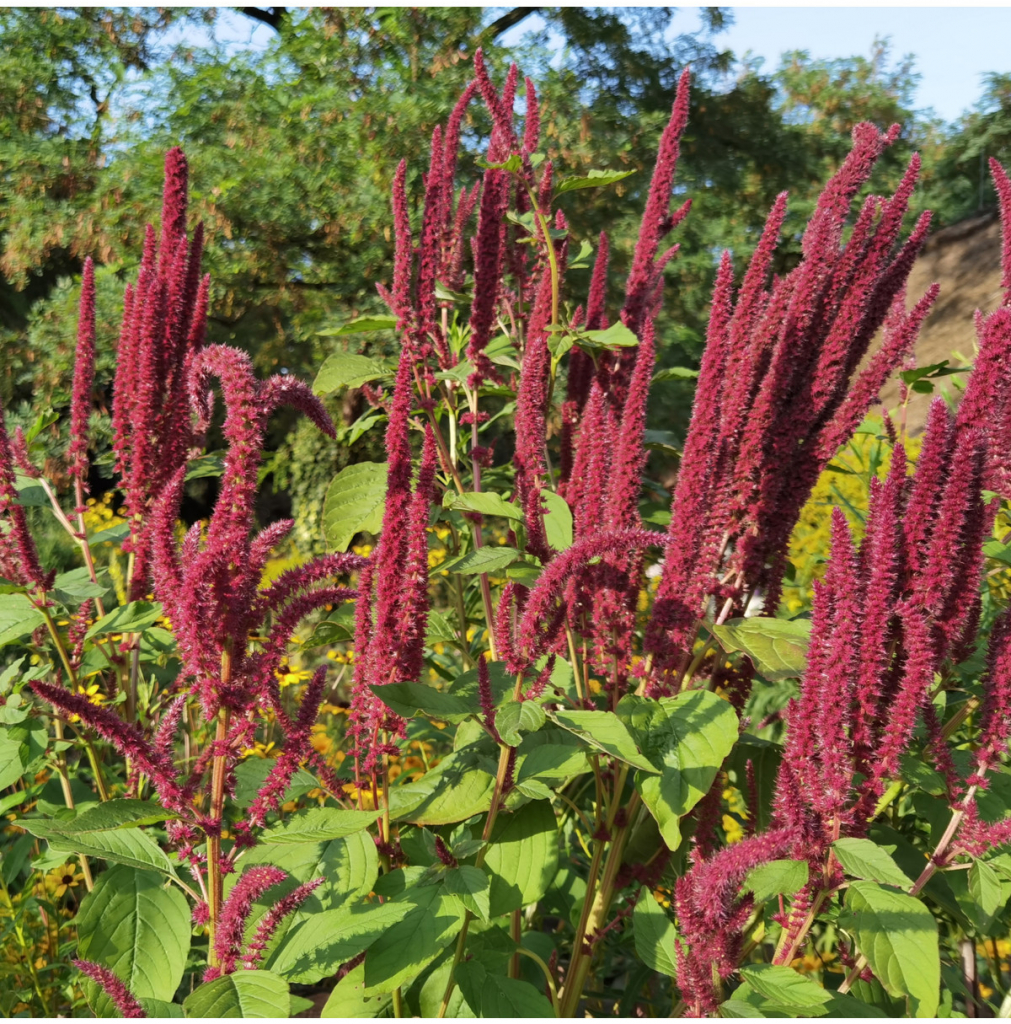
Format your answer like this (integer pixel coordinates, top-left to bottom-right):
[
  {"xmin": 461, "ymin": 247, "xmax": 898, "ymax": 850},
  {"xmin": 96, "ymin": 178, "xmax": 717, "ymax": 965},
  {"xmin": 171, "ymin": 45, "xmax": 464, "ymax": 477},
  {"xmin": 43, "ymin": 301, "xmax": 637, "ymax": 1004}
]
[{"xmin": 878, "ymin": 212, "xmax": 1005, "ymax": 435}]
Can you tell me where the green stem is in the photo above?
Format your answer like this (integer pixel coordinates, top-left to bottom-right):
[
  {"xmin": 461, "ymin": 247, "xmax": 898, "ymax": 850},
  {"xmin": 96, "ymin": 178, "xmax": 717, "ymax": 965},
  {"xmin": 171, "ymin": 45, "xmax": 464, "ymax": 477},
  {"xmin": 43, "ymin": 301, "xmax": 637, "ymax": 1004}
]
[{"xmin": 437, "ymin": 741, "xmax": 514, "ymax": 1017}]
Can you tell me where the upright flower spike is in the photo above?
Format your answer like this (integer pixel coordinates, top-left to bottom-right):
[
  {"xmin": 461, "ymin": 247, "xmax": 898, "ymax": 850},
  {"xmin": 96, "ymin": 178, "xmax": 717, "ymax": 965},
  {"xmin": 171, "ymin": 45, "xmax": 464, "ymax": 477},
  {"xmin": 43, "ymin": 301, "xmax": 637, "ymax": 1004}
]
[
  {"xmin": 991, "ymin": 157, "xmax": 1011, "ymax": 306},
  {"xmin": 0, "ymin": 401, "xmax": 53, "ymax": 591},
  {"xmin": 68, "ymin": 257, "xmax": 96, "ymax": 490},
  {"xmin": 622, "ymin": 67, "xmax": 691, "ymax": 338},
  {"xmin": 391, "ymin": 159, "xmax": 413, "ymax": 332}
]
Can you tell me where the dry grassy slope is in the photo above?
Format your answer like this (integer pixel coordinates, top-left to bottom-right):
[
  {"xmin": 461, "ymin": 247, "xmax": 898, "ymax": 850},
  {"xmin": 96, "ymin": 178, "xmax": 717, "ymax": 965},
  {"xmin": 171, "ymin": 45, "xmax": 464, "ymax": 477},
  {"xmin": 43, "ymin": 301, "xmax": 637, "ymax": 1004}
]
[{"xmin": 877, "ymin": 211, "xmax": 1004, "ymax": 435}]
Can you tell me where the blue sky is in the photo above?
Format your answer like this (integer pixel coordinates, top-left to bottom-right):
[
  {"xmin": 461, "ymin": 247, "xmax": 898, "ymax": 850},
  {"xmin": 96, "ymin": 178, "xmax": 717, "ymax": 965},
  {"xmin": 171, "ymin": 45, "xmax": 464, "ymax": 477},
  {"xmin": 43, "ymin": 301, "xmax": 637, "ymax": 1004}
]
[
  {"xmin": 693, "ymin": 7, "xmax": 1011, "ymax": 122},
  {"xmin": 195, "ymin": 7, "xmax": 1010, "ymax": 125}
]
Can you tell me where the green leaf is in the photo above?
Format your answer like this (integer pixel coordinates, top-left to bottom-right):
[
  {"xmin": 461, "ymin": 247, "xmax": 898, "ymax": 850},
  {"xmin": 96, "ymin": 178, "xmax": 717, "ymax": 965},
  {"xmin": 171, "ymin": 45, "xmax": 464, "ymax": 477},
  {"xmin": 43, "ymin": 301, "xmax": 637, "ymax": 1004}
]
[
  {"xmin": 88, "ymin": 522, "xmax": 132, "ymax": 548},
  {"xmin": 712, "ymin": 617, "xmax": 810, "ymax": 680},
  {"xmin": 555, "ymin": 168, "xmax": 635, "ymax": 195},
  {"xmin": 259, "ymin": 807, "xmax": 375, "ymax": 844},
  {"xmin": 183, "ymin": 970, "xmax": 290, "ymax": 1018},
  {"xmin": 449, "ymin": 491, "xmax": 523, "ymax": 521},
  {"xmin": 633, "ymin": 887, "xmax": 678, "ymax": 977},
  {"xmin": 371, "ymin": 681, "xmax": 474, "ymax": 722},
  {"xmin": 185, "ymin": 453, "xmax": 224, "ymax": 481},
  {"xmin": 389, "ymin": 748, "xmax": 497, "ymax": 825},
  {"xmin": 14, "ymin": 475, "xmax": 47, "ymax": 506},
  {"xmin": 363, "ymin": 891, "xmax": 467, "ymax": 992},
  {"xmin": 317, "ymin": 314, "xmax": 398, "ymax": 336},
  {"xmin": 139, "ymin": 998, "xmax": 185, "ymax": 1017},
  {"xmin": 320, "ymin": 962, "xmax": 393, "ymax": 1018},
  {"xmin": 455, "ymin": 960, "xmax": 554, "ymax": 1017},
  {"xmin": 23, "ymin": 798, "xmax": 177, "ymax": 833},
  {"xmin": 548, "ymin": 709, "xmax": 659, "ymax": 772},
  {"xmin": 77, "ymin": 865, "xmax": 190, "ymax": 1016},
  {"xmin": 832, "ymin": 838, "xmax": 913, "ymax": 888},
  {"xmin": 484, "ymin": 799, "xmax": 559, "ymax": 917},
  {"xmin": 271, "ymin": 902, "xmax": 413, "ymax": 984},
  {"xmin": 312, "ymin": 352, "xmax": 389, "ymax": 394},
  {"xmin": 496, "ymin": 699, "xmax": 546, "ymax": 747},
  {"xmin": 579, "ymin": 321, "xmax": 639, "ymax": 350},
  {"xmin": 541, "ymin": 490, "xmax": 573, "ymax": 552},
  {"xmin": 515, "ymin": 729, "xmax": 588, "ymax": 783},
  {"xmin": 439, "ymin": 545, "xmax": 521, "ymax": 576},
  {"xmin": 0, "ymin": 593, "xmax": 45, "ymax": 647},
  {"xmin": 53, "ymin": 566, "xmax": 110, "ymax": 604},
  {"xmin": 739, "ymin": 964, "xmax": 833, "ymax": 1010},
  {"xmin": 841, "ymin": 881, "xmax": 940, "ymax": 1017},
  {"xmin": 425, "ymin": 610, "xmax": 458, "ymax": 646},
  {"xmin": 85, "ymin": 601, "xmax": 163, "ymax": 639},
  {"xmin": 505, "ymin": 560, "xmax": 542, "ymax": 587},
  {"xmin": 745, "ymin": 859, "xmax": 809, "ymax": 903},
  {"xmin": 969, "ymin": 859, "xmax": 1004, "ymax": 931},
  {"xmin": 898, "ymin": 360, "xmax": 969, "ymax": 385},
  {"xmin": 26, "ymin": 804, "xmax": 178, "ymax": 877},
  {"xmin": 442, "ymin": 865, "xmax": 491, "ymax": 921},
  {"xmin": 652, "ymin": 366, "xmax": 699, "ymax": 382},
  {"xmin": 322, "ymin": 461, "xmax": 387, "ymax": 552},
  {"xmin": 631, "ymin": 691, "xmax": 739, "ymax": 849}
]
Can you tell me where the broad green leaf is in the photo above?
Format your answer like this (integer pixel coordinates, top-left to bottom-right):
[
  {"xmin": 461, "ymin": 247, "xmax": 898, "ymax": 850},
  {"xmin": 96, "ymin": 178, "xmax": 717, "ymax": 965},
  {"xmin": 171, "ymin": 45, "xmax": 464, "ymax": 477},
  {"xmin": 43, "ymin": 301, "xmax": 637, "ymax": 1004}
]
[
  {"xmin": 322, "ymin": 461, "xmax": 387, "ymax": 552},
  {"xmin": 24, "ymin": 799, "xmax": 177, "ymax": 833},
  {"xmin": 841, "ymin": 881, "xmax": 940, "ymax": 1017},
  {"xmin": 712, "ymin": 617, "xmax": 810, "ymax": 680},
  {"xmin": 969, "ymin": 859, "xmax": 1004, "ymax": 931},
  {"xmin": 652, "ymin": 366, "xmax": 699, "ymax": 382},
  {"xmin": 548, "ymin": 709, "xmax": 659, "ymax": 772},
  {"xmin": 371, "ymin": 681, "xmax": 474, "ymax": 722},
  {"xmin": 541, "ymin": 490, "xmax": 573, "ymax": 552},
  {"xmin": 419, "ymin": 959, "xmax": 476, "ymax": 1017},
  {"xmin": 53, "ymin": 566, "xmax": 110, "ymax": 604},
  {"xmin": 515, "ymin": 729, "xmax": 588, "ymax": 783},
  {"xmin": 389, "ymin": 748, "xmax": 497, "ymax": 825},
  {"xmin": 484, "ymin": 799, "xmax": 559, "ymax": 917},
  {"xmin": 449, "ymin": 491, "xmax": 523, "ymax": 521},
  {"xmin": 0, "ymin": 593, "xmax": 45, "ymax": 647},
  {"xmin": 505, "ymin": 559, "xmax": 542, "ymax": 586},
  {"xmin": 496, "ymin": 699, "xmax": 546, "ymax": 746},
  {"xmin": 183, "ymin": 970, "xmax": 289, "ymax": 1018},
  {"xmin": 455, "ymin": 960, "xmax": 554, "ymax": 1017},
  {"xmin": 14, "ymin": 475, "xmax": 47, "ymax": 506},
  {"xmin": 632, "ymin": 691, "xmax": 739, "ymax": 848},
  {"xmin": 745, "ymin": 859, "xmax": 809, "ymax": 903},
  {"xmin": 442, "ymin": 865, "xmax": 491, "ymax": 921},
  {"xmin": 439, "ymin": 545, "xmax": 521, "ymax": 576},
  {"xmin": 313, "ymin": 352, "xmax": 389, "ymax": 394},
  {"xmin": 185, "ymin": 453, "xmax": 224, "ymax": 482},
  {"xmin": 26, "ymin": 804, "xmax": 178, "ymax": 877},
  {"xmin": 0, "ymin": 727, "xmax": 27, "ymax": 789},
  {"xmin": 739, "ymin": 964, "xmax": 832, "ymax": 1010},
  {"xmin": 555, "ymin": 167, "xmax": 635, "ymax": 195},
  {"xmin": 364, "ymin": 892, "xmax": 467, "ymax": 992},
  {"xmin": 426, "ymin": 610, "xmax": 458, "ymax": 645},
  {"xmin": 271, "ymin": 902, "xmax": 413, "ymax": 984},
  {"xmin": 259, "ymin": 807, "xmax": 375, "ymax": 844},
  {"xmin": 242, "ymin": 830, "xmax": 378, "ymax": 929},
  {"xmin": 232, "ymin": 758, "xmax": 319, "ymax": 807},
  {"xmin": 86, "ymin": 601, "xmax": 163, "ymax": 639},
  {"xmin": 139, "ymin": 998, "xmax": 185, "ymax": 1017},
  {"xmin": 77, "ymin": 866, "xmax": 190, "ymax": 1016},
  {"xmin": 88, "ymin": 522, "xmax": 132, "ymax": 548},
  {"xmin": 578, "ymin": 322, "xmax": 639, "ymax": 351},
  {"xmin": 320, "ymin": 962, "xmax": 393, "ymax": 1018},
  {"xmin": 633, "ymin": 887, "xmax": 678, "ymax": 977},
  {"xmin": 832, "ymin": 838, "xmax": 913, "ymax": 888},
  {"xmin": 317, "ymin": 314, "xmax": 398, "ymax": 336}
]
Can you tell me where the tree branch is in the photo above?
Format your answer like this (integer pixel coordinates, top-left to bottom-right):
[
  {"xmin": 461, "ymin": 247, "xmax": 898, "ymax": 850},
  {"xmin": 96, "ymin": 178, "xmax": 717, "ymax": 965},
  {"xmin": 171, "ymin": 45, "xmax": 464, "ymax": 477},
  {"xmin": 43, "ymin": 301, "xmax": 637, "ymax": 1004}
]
[
  {"xmin": 477, "ymin": 7, "xmax": 541, "ymax": 44},
  {"xmin": 239, "ymin": 7, "xmax": 286, "ymax": 31}
]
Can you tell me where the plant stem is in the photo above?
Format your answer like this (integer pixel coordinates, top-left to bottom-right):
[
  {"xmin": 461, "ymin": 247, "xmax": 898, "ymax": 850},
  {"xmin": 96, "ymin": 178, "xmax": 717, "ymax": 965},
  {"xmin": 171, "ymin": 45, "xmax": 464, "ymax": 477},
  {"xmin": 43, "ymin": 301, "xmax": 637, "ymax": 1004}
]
[
  {"xmin": 206, "ymin": 703, "xmax": 231, "ymax": 964},
  {"xmin": 437, "ymin": 740, "xmax": 514, "ymax": 1017}
]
